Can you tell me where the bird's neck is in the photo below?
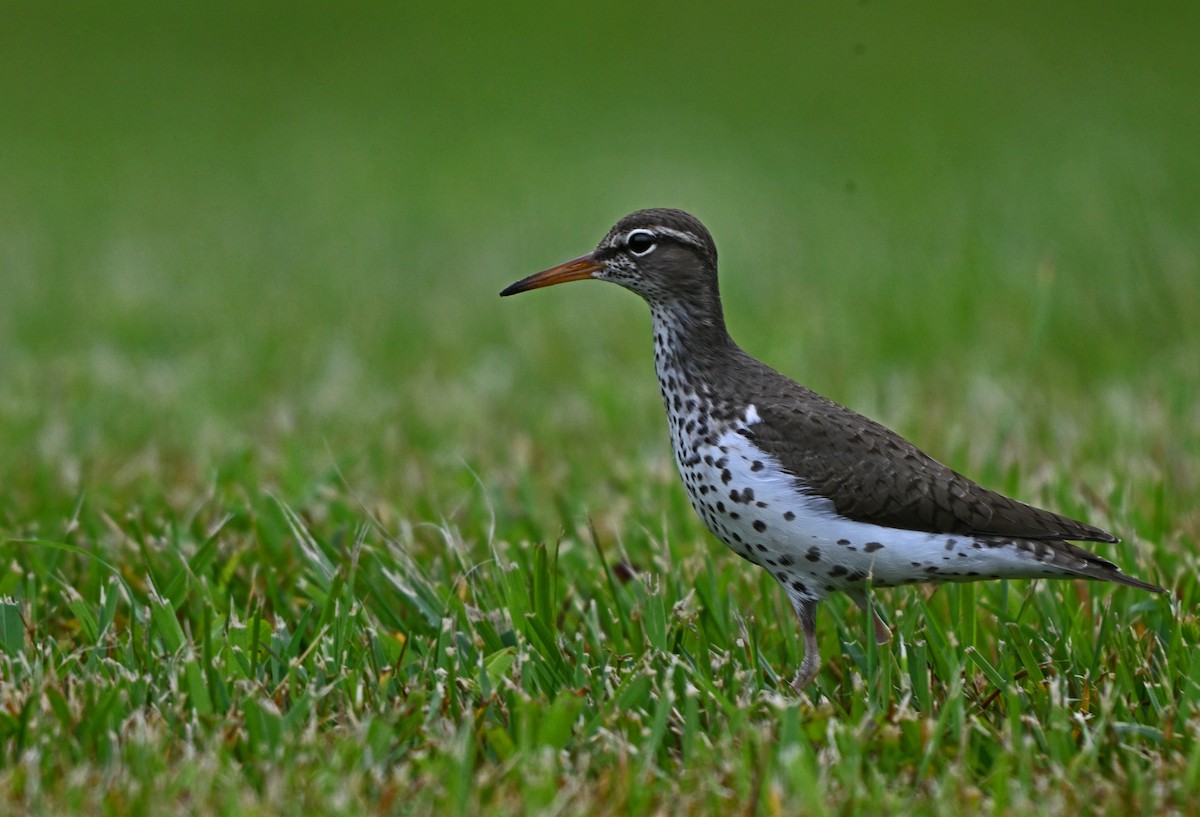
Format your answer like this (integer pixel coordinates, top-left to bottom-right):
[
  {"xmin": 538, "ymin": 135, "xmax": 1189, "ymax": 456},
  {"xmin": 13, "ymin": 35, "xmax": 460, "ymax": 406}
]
[{"xmin": 649, "ymin": 299, "xmax": 738, "ymax": 392}]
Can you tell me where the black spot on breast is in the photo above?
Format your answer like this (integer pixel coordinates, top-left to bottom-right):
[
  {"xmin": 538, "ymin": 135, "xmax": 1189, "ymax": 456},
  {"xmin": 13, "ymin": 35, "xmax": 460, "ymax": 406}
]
[
  {"xmin": 837, "ymin": 539, "xmax": 851, "ymax": 546},
  {"xmin": 751, "ymin": 460, "xmax": 764, "ymax": 472},
  {"xmin": 829, "ymin": 565, "xmax": 848, "ymax": 577},
  {"xmin": 753, "ymin": 520, "xmax": 767, "ymax": 533},
  {"xmin": 755, "ymin": 544, "xmax": 767, "ymax": 552},
  {"xmin": 784, "ymin": 511, "xmax": 795, "ymax": 521},
  {"xmin": 721, "ymin": 469, "xmax": 732, "ymax": 484},
  {"xmin": 729, "ymin": 487, "xmax": 757, "ymax": 504},
  {"xmin": 778, "ymin": 555, "xmax": 794, "ymax": 566},
  {"xmin": 863, "ymin": 541, "xmax": 883, "ymax": 553},
  {"xmin": 805, "ymin": 547, "xmax": 821, "ymax": 563},
  {"xmin": 924, "ymin": 565, "xmax": 939, "ymax": 574},
  {"xmin": 791, "ymin": 580, "xmax": 808, "ymax": 595}
]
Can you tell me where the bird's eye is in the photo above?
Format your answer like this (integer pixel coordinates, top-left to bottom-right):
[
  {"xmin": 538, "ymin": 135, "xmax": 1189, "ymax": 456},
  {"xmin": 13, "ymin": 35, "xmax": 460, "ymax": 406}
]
[{"xmin": 626, "ymin": 229, "xmax": 657, "ymax": 256}]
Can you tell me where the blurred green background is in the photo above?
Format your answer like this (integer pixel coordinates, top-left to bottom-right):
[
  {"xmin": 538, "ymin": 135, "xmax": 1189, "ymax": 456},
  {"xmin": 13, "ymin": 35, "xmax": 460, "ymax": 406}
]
[
  {"xmin": 2, "ymin": 2, "xmax": 1198, "ymax": 811},
  {"xmin": 2, "ymin": 0, "xmax": 1197, "ymax": 525}
]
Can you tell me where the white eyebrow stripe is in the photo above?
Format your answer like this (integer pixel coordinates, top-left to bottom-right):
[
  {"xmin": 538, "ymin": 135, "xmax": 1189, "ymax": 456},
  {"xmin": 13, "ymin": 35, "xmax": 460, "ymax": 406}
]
[
  {"xmin": 601, "ymin": 225, "xmax": 702, "ymax": 253},
  {"xmin": 652, "ymin": 226, "xmax": 703, "ymax": 248}
]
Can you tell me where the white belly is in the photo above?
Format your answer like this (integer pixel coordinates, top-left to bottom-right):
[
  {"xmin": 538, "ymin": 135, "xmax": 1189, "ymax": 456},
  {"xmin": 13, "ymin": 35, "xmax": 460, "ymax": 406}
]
[{"xmin": 666, "ymin": 399, "xmax": 1071, "ymax": 603}]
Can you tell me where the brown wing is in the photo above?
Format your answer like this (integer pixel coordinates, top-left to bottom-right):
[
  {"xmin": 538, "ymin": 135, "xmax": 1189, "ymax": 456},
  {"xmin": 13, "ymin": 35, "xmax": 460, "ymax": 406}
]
[{"xmin": 745, "ymin": 385, "xmax": 1117, "ymax": 543}]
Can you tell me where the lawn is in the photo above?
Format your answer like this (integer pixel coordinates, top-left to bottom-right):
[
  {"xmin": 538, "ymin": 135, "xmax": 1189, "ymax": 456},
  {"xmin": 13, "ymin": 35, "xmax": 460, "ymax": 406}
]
[{"xmin": 1, "ymin": 2, "xmax": 1198, "ymax": 814}]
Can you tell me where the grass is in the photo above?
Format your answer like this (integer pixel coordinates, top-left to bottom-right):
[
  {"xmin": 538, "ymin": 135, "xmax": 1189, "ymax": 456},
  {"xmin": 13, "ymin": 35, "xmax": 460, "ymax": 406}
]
[{"xmin": 1, "ymin": 1, "xmax": 1198, "ymax": 814}]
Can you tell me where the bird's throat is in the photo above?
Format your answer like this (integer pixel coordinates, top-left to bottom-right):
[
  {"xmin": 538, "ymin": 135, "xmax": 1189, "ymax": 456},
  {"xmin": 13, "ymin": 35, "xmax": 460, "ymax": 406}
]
[{"xmin": 648, "ymin": 301, "xmax": 741, "ymax": 412}]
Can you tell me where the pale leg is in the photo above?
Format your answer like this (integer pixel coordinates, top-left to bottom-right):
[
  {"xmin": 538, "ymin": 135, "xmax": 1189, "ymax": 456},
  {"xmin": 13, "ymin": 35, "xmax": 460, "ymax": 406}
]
[{"xmin": 790, "ymin": 598, "xmax": 821, "ymax": 692}]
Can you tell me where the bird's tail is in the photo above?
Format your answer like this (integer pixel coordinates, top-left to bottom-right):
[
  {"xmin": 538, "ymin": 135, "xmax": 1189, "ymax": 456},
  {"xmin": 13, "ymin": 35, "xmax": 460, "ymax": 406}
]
[{"xmin": 1058, "ymin": 540, "xmax": 1167, "ymax": 594}]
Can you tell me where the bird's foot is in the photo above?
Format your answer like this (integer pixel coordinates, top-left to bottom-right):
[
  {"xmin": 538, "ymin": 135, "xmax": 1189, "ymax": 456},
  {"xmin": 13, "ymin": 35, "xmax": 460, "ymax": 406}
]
[{"xmin": 790, "ymin": 657, "xmax": 819, "ymax": 694}]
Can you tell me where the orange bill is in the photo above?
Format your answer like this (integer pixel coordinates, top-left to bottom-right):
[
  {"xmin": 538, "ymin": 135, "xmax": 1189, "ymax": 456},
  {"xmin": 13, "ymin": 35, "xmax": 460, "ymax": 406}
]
[{"xmin": 500, "ymin": 255, "xmax": 603, "ymax": 296}]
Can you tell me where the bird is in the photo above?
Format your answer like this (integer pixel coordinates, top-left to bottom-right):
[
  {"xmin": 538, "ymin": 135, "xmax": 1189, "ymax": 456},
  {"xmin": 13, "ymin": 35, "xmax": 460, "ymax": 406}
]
[{"xmin": 500, "ymin": 208, "xmax": 1166, "ymax": 691}]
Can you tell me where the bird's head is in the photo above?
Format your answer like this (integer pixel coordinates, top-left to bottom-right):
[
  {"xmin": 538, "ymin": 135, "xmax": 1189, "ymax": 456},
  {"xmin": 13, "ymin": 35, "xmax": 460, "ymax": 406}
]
[{"xmin": 501, "ymin": 208, "xmax": 720, "ymax": 308}]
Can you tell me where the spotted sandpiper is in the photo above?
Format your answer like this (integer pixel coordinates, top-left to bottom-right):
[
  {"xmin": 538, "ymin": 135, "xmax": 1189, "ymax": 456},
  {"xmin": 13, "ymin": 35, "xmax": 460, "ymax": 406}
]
[{"xmin": 501, "ymin": 208, "xmax": 1165, "ymax": 691}]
